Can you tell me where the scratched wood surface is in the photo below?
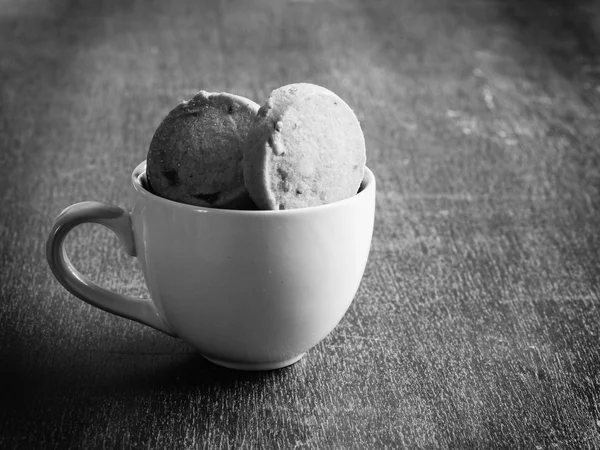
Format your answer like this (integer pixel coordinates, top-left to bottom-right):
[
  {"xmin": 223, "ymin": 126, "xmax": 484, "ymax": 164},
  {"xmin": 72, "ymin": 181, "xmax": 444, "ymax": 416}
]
[{"xmin": 1, "ymin": 0, "xmax": 600, "ymax": 448}]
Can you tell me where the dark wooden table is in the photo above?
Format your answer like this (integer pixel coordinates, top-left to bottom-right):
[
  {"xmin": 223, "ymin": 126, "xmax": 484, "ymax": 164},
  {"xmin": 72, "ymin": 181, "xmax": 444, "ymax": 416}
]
[{"xmin": 2, "ymin": 0, "xmax": 599, "ymax": 448}]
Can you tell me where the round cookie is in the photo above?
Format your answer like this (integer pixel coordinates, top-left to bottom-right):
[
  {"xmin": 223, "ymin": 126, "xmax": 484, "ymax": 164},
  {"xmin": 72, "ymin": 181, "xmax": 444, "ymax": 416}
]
[
  {"xmin": 147, "ymin": 91, "xmax": 259, "ymax": 208},
  {"xmin": 243, "ymin": 83, "xmax": 366, "ymax": 210}
]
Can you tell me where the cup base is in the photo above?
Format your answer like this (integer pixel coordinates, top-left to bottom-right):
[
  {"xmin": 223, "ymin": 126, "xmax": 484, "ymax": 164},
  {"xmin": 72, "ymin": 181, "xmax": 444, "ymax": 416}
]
[{"xmin": 203, "ymin": 353, "xmax": 305, "ymax": 371}]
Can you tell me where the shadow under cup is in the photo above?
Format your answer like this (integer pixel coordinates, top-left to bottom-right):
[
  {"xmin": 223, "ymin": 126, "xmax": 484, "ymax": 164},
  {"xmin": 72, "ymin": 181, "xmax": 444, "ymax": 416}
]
[{"xmin": 49, "ymin": 161, "xmax": 376, "ymax": 371}]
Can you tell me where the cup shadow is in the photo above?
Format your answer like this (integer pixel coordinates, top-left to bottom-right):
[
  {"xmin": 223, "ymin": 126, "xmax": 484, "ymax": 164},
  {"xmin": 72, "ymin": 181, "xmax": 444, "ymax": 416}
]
[
  {"xmin": 2, "ymin": 339, "xmax": 304, "ymax": 438},
  {"xmin": 6, "ymin": 345, "xmax": 290, "ymax": 401},
  {"xmin": 2, "ymin": 339, "xmax": 307, "ymax": 447}
]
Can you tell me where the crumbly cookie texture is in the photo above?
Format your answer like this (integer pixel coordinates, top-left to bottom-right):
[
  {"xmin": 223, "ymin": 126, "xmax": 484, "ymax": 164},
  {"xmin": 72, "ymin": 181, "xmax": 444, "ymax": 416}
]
[
  {"xmin": 243, "ymin": 83, "xmax": 366, "ymax": 210},
  {"xmin": 147, "ymin": 91, "xmax": 259, "ymax": 208}
]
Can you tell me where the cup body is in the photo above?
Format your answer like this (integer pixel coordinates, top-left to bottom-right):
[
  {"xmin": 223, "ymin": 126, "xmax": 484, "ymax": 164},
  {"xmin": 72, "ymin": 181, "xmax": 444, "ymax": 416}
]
[{"xmin": 129, "ymin": 161, "xmax": 375, "ymax": 370}]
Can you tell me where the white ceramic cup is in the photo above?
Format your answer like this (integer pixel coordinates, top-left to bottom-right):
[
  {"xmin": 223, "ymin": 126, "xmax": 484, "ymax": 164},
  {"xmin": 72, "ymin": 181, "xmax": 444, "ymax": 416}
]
[{"xmin": 46, "ymin": 161, "xmax": 376, "ymax": 370}]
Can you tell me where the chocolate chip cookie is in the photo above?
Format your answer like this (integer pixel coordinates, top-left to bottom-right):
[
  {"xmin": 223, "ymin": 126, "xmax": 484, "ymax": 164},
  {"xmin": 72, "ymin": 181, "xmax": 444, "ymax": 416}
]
[
  {"xmin": 243, "ymin": 83, "xmax": 366, "ymax": 210},
  {"xmin": 147, "ymin": 91, "xmax": 259, "ymax": 208}
]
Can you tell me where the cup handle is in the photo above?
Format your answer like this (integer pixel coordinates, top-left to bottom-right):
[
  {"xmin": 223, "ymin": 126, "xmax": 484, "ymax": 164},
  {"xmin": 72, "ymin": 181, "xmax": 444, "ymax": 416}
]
[{"xmin": 46, "ymin": 201, "xmax": 175, "ymax": 336}]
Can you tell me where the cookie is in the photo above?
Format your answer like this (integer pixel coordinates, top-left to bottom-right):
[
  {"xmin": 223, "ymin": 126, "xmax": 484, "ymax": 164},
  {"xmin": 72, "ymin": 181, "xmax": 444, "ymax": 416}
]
[
  {"xmin": 243, "ymin": 83, "xmax": 366, "ymax": 210},
  {"xmin": 147, "ymin": 91, "xmax": 259, "ymax": 208}
]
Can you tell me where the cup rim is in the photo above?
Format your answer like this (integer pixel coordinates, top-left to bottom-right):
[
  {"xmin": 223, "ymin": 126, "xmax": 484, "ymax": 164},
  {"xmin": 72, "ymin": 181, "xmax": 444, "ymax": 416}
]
[{"xmin": 131, "ymin": 160, "xmax": 375, "ymax": 215}]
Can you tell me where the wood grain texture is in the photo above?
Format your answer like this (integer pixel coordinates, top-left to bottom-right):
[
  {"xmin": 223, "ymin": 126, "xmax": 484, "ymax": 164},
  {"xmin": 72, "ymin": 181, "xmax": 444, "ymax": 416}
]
[{"xmin": 1, "ymin": 0, "xmax": 599, "ymax": 448}]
